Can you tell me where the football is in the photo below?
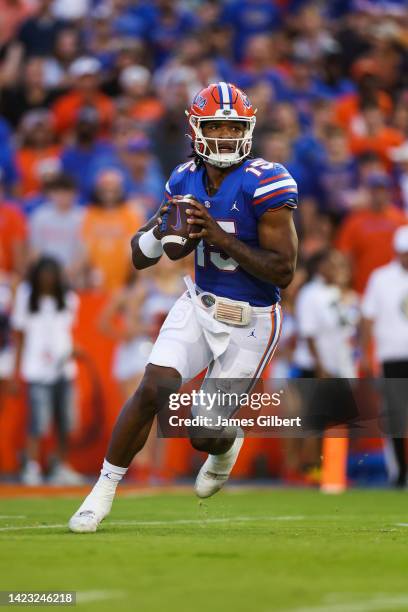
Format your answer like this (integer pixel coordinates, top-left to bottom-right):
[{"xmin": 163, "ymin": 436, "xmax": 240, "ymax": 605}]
[{"xmin": 160, "ymin": 195, "xmax": 201, "ymax": 260}]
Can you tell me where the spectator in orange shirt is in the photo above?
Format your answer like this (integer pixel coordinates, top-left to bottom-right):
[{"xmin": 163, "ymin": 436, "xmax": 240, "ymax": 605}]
[
  {"xmin": 81, "ymin": 169, "xmax": 142, "ymax": 292},
  {"xmin": 348, "ymin": 101, "xmax": 404, "ymax": 168},
  {"xmin": 16, "ymin": 109, "xmax": 61, "ymax": 197},
  {"xmin": 0, "ymin": 175, "xmax": 28, "ymax": 283},
  {"xmin": 336, "ymin": 172, "xmax": 407, "ymax": 293},
  {"xmin": 119, "ymin": 65, "xmax": 164, "ymax": 128},
  {"xmin": 334, "ymin": 57, "xmax": 393, "ymax": 130},
  {"xmin": 52, "ymin": 57, "xmax": 114, "ymax": 138}
]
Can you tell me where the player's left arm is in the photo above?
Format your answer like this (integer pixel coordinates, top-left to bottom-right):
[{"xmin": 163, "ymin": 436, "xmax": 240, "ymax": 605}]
[{"xmin": 187, "ymin": 203, "xmax": 298, "ymax": 288}]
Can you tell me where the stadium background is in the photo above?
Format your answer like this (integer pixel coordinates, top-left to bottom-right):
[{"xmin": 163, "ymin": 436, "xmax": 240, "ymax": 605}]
[{"xmin": 0, "ymin": 0, "xmax": 407, "ymax": 487}]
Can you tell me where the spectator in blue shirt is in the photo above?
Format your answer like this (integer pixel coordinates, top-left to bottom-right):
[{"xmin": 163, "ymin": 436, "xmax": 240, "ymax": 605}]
[
  {"xmin": 316, "ymin": 126, "xmax": 358, "ymax": 217},
  {"xmin": 119, "ymin": 137, "xmax": 164, "ymax": 217},
  {"xmin": 84, "ymin": 132, "xmax": 163, "ymax": 214},
  {"xmin": 110, "ymin": 0, "xmax": 154, "ymax": 39},
  {"xmin": 316, "ymin": 47, "xmax": 356, "ymax": 99},
  {"xmin": 0, "ymin": 145, "xmax": 19, "ymax": 197},
  {"xmin": 235, "ymin": 34, "xmax": 286, "ymax": 98},
  {"xmin": 293, "ymin": 98, "xmax": 337, "ymax": 174},
  {"xmin": 220, "ymin": 0, "xmax": 281, "ymax": 61},
  {"xmin": 278, "ymin": 55, "xmax": 331, "ymax": 127},
  {"xmin": 61, "ymin": 107, "xmax": 113, "ymax": 202},
  {"xmin": 149, "ymin": 0, "xmax": 197, "ymax": 67},
  {"xmin": 0, "ymin": 117, "xmax": 18, "ymax": 196}
]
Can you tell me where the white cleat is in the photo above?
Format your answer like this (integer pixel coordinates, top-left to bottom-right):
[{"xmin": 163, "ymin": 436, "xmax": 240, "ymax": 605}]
[
  {"xmin": 195, "ymin": 435, "xmax": 244, "ymax": 499},
  {"xmin": 68, "ymin": 510, "xmax": 102, "ymax": 533},
  {"xmin": 68, "ymin": 484, "xmax": 115, "ymax": 533}
]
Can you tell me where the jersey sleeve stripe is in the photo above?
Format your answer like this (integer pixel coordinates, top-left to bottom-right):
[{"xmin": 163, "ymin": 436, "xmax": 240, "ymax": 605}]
[
  {"xmin": 254, "ymin": 178, "xmax": 297, "ymax": 199},
  {"xmin": 263, "ymin": 200, "xmax": 298, "ymax": 212},
  {"xmin": 253, "ymin": 187, "xmax": 298, "ymax": 206},
  {"xmin": 259, "ymin": 172, "xmax": 288, "ymax": 185}
]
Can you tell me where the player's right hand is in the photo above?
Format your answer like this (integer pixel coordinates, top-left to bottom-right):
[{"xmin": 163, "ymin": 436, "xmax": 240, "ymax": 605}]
[
  {"xmin": 153, "ymin": 201, "xmax": 170, "ymax": 238},
  {"xmin": 154, "ymin": 196, "xmax": 186, "ymax": 237}
]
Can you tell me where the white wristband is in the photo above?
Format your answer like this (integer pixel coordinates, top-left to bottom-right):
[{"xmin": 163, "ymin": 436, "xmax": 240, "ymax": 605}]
[{"xmin": 139, "ymin": 227, "xmax": 163, "ymax": 259}]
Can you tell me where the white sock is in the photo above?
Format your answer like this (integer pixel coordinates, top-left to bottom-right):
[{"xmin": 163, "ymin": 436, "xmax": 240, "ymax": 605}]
[
  {"xmin": 100, "ymin": 459, "xmax": 128, "ymax": 483},
  {"xmin": 92, "ymin": 459, "xmax": 128, "ymax": 494},
  {"xmin": 209, "ymin": 440, "xmax": 238, "ymax": 468},
  {"xmin": 76, "ymin": 460, "xmax": 128, "ymax": 516}
]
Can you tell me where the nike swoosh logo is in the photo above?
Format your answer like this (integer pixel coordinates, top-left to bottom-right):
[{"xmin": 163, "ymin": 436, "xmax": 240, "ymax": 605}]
[{"xmin": 171, "ymin": 203, "xmax": 182, "ymax": 231}]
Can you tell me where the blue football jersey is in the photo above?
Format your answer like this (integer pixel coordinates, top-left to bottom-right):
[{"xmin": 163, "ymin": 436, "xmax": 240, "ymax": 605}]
[{"xmin": 164, "ymin": 158, "xmax": 298, "ymax": 307}]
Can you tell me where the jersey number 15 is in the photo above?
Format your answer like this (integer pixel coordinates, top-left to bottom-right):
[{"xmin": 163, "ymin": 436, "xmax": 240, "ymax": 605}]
[{"xmin": 196, "ymin": 221, "xmax": 238, "ymax": 272}]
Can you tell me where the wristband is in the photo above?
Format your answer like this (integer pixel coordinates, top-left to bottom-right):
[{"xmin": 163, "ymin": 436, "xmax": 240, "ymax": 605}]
[{"xmin": 139, "ymin": 227, "xmax": 163, "ymax": 258}]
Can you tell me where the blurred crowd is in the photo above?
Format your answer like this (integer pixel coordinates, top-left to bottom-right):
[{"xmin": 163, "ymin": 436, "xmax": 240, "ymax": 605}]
[{"xmin": 0, "ymin": 0, "xmax": 408, "ymax": 485}]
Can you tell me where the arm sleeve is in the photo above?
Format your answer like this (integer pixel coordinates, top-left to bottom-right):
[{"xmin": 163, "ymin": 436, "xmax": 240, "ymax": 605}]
[{"xmin": 251, "ymin": 162, "xmax": 298, "ymax": 220}]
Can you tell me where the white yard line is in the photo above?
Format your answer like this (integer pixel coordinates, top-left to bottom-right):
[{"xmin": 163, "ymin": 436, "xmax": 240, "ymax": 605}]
[
  {"xmin": 109, "ymin": 515, "xmax": 305, "ymax": 526},
  {"xmin": 0, "ymin": 515, "xmax": 305, "ymax": 532},
  {"xmin": 76, "ymin": 590, "xmax": 126, "ymax": 604},
  {"xmin": 0, "ymin": 523, "xmax": 65, "ymax": 531},
  {"xmin": 290, "ymin": 595, "xmax": 408, "ymax": 612},
  {"xmin": 3, "ymin": 514, "xmax": 403, "ymax": 533},
  {"xmin": 0, "ymin": 515, "xmax": 26, "ymax": 519}
]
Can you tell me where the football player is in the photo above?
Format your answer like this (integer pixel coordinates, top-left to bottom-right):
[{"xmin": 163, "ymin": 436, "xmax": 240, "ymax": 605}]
[{"xmin": 69, "ymin": 82, "xmax": 298, "ymax": 533}]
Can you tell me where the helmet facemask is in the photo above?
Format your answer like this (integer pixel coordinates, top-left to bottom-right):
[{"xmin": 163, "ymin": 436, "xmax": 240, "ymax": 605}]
[{"xmin": 188, "ymin": 114, "xmax": 256, "ymax": 168}]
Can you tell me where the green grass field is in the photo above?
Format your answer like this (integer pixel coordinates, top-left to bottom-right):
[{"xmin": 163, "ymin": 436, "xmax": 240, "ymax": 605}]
[{"xmin": 0, "ymin": 489, "xmax": 408, "ymax": 612}]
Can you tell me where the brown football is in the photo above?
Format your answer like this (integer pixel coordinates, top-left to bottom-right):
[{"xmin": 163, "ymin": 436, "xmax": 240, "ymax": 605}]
[{"xmin": 160, "ymin": 196, "xmax": 201, "ymax": 260}]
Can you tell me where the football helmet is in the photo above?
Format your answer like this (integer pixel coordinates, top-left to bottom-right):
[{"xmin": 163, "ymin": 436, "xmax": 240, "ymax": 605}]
[{"xmin": 186, "ymin": 82, "xmax": 256, "ymax": 168}]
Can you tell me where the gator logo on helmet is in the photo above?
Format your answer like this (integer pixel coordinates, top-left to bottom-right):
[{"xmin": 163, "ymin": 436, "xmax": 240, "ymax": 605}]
[
  {"xmin": 193, "ymin": 94, "xmax": 207, "ymax": 110},
  {"xmin": 240, "ymin": 92, "xmax": 252, "ymax": 109}
]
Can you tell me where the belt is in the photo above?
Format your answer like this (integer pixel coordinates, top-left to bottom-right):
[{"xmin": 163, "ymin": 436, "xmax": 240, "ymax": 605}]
[
  {"xmin": 186, "ymin": 285, "xmax": 278, "ymax": 314},
  {"xmin": 185, "ymin": 279, "xmax": 250, "ymax": 326}
]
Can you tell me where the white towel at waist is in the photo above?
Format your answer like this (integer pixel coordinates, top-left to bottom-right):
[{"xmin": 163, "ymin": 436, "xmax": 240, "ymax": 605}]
[{"xmin": 183, "ymin": 275, "xmax": 232, "ymax": 360}]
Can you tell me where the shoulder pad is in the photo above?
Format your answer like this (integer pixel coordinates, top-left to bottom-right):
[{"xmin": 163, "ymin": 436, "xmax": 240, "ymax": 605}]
[
  {"xmin": 244, "ymin": 159, "xmax": 298, "ymax": 217},
  {"xmin": 165, "ymin": 160, "xmax": 197, "ymax": 196}
]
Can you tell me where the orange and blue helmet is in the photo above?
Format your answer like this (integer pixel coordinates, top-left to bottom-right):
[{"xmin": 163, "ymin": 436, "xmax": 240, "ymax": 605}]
[{"xmin": 186, "ymin": 82, "xmax": 257, "ymax": 168}]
